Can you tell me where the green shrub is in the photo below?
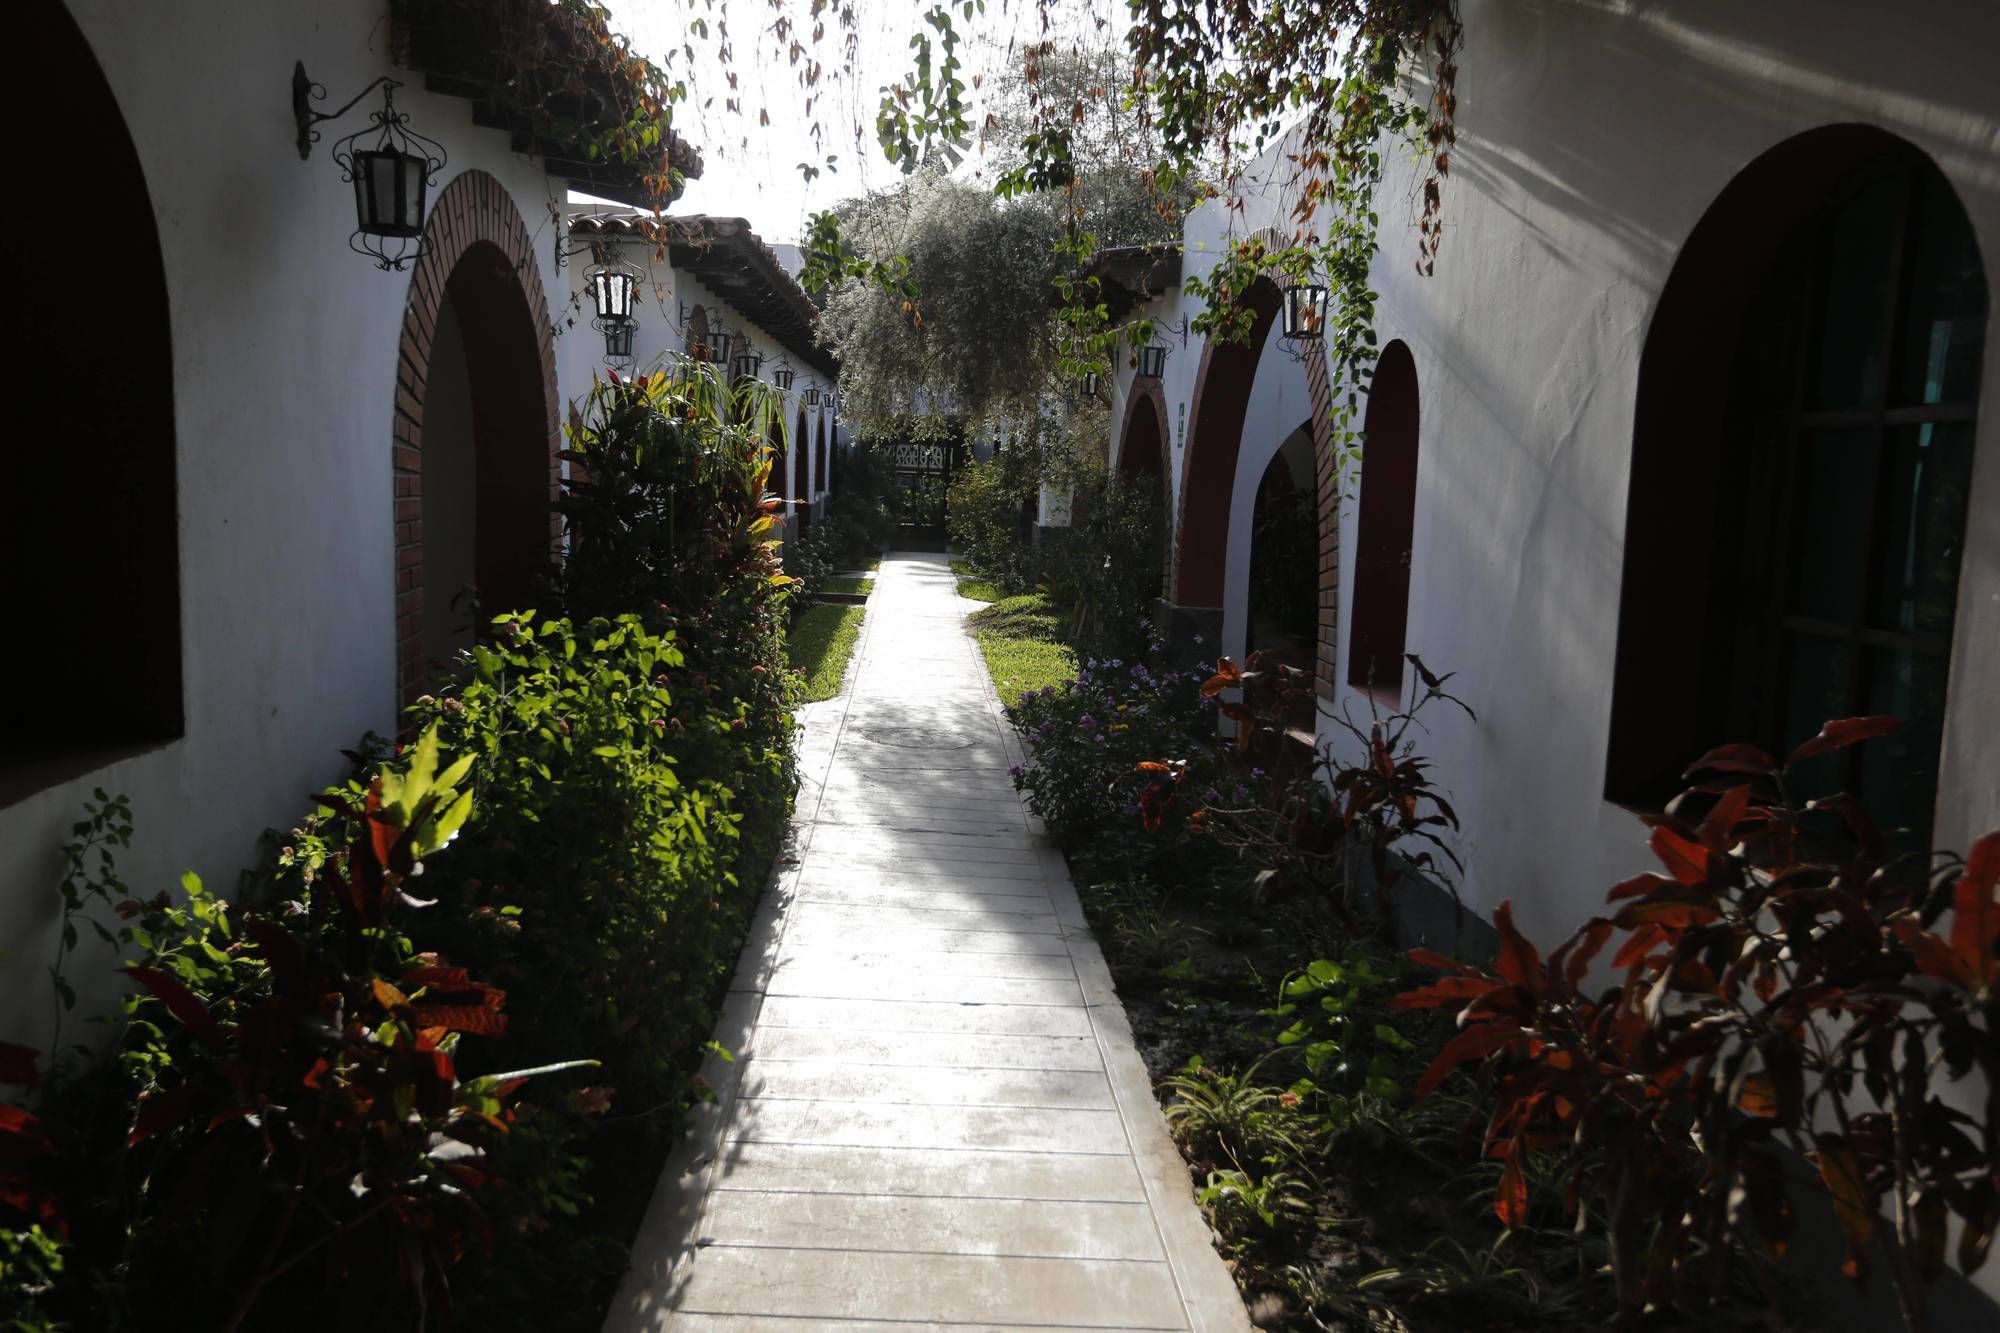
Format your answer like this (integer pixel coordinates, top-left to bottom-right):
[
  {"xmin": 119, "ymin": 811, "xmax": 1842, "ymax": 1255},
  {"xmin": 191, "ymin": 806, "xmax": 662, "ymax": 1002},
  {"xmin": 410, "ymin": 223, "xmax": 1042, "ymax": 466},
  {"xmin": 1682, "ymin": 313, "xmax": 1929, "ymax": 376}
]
[
  {"xmin": 556, "ymin": 365, "xmax": 799, "ymax": 884},
  {"xmin": 946, "ymin": 453, "xmax": 1036, "ymax": 585},
  {"xmin": 1003, "ymin": 655, "xmax": 1209, "ymax": 844},
  {"xmin": 407, "ymin": 614, "xmax": 737, "ymax": 1115},
  {"xmin": 1035, "ymin": 473, "xmax": 1166, "ymax": 661}
]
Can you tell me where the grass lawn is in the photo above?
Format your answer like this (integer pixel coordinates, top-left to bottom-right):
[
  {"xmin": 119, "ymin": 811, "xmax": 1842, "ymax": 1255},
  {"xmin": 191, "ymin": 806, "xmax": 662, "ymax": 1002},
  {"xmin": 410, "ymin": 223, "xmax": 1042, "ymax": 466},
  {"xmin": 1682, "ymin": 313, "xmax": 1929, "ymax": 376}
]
[
  {"xmin": 948, "ymin": 562, "xmax": 1006, "ymax": 603},
  {"xmin": 787, "ymin": 603, "xmax": 865, "ymax": 702},
  {"xmin": 967, "ymin": 593, "xmax": 1076, "ymax": 707},
  {"xmin": 821, "ymin": 575, "xmax": 874, "ymax": 598}
]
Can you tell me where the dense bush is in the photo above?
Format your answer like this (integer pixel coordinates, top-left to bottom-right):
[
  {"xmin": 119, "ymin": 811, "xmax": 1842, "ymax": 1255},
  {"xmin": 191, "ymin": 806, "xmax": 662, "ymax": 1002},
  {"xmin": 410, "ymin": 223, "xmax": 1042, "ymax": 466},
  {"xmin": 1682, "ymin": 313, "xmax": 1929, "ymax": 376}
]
[
  {"xmin": 2, "ymin": 367, "xmax": 802, "ymax": 1332},
  {"xmin": 1035, "ymin": 472, "xmax": 1166, "ymax": 662},
  {"xmin": 944, "ymin": 452, "xmax": 1036, "ymax": 585},
  {"xmin": 2, "ymin": 740, "xmax": 586, "ymax": 1332},
  {"xmin": 1004, "ymin": 656, "xmax": 1207, "ymax": 844},
  {"xmin": 557, "ymin": 365, "xmax": 798, "ymax": 871}
]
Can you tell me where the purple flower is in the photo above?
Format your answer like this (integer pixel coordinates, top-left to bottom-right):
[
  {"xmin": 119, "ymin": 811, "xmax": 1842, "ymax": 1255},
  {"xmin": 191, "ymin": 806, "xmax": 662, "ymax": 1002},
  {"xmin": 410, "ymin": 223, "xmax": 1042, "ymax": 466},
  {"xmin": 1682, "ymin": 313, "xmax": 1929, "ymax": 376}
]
[
  {"xmin": 1094, "ymin": 734, "xmax": 1107, "ymax": 744},
  {"xmin": 1079, "ymin": 714, "xmax": 1097, "ymax": 730},
  {"xmin": 1008, "ymin": 764, "xmax": 1024, "ymax": 778},
  {"xmin": 1232, "ymin": 784, "xmax": 1251, "ymax": 802},
  {"xmin": 1203, "ymin": 786, "xmax": 1222, "ymax": 803},
  {"xmin": 1252, "ymin": 767, "xmax": 1266, "ymax": 779}
]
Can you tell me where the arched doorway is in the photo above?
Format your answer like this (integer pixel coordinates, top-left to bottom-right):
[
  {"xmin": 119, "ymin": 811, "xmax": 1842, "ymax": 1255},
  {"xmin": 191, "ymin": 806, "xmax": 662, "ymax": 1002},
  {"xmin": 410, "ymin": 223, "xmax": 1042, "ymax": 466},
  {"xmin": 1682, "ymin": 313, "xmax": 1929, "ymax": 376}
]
[
  {"xmin": 392, "ymin": 171, "xmax": 559, "ymax": 704},
  {"xmin": 1246, "ymin": 421, "xmax": 1318, "ymax": 668},
  {"xmin": 1118, "ymin": 384, "xmax": 1171, "ymax": 594},
  {"xmin": 816, "ymin": 414, "xmax": 829, "ymax": 496},
  {"xmin": 1174, "ymin": 277, "xmax": 1284, "ymax": 609},
  {"xmin": 11, "ymin": 1, "xmax": 181, "ymax": 799},
  {"xmin": 1607, "ymin": 126, "xmax": 1986, "ymax": 846}
]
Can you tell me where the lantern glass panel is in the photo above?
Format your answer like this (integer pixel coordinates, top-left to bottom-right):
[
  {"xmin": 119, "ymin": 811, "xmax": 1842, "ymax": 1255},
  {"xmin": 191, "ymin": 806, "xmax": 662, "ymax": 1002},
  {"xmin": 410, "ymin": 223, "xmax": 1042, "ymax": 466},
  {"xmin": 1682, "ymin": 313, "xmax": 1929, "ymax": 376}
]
[
  {"xmin": 603, "ymin": 319, "xmax": 635, "ymax": 360},
  {"xmin": 734, "ymin": 351, "xmax": 763, "ymax": 380},
  {"xmin": 774, "ymin": 367, "xmax": 795, "ymax": 391},
  {"xmin": 354, "ymin": 149, "xmax": 422, "ymax": 238},
  {"xmin": 1283, "ymin": 284, "xmax": 1328, "ymax": 339},
  {"xmin": 708, "ymin": 331, "xmax": 734, "ymax": 365},
  {"xmin": 1139, "ymin": 344, "xmax": 1167, "ymax": 379},
  {"xmin": 592, "ymin": 271, "xmax": 636, "ymax": 321}
]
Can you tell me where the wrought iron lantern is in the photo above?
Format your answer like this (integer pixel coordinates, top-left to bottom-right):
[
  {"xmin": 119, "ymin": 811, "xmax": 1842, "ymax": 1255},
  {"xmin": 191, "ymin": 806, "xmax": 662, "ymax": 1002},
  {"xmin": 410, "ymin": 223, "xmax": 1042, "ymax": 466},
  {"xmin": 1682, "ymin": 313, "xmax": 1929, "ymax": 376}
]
[
  {"xmin": 587, "ymin": 263, "xmax": 639, "ymax": 323},
  {"xmin": 1137, "ymin": 342, "xmax": 1169, "ymax": 381},
  {"xmin": 773, "ymin": 364, "xmax": 796, "ymax": 392},
  {"xmin": 802, "ymin": 381, "xmax": 823, "ymax": 407},
  {"xmin": 705, "ymin": 328, "xmax": 736, "ymax": 367},
  {"xmin": 1281, "ymin": 281, "xmax": 1329, "ymax": 341},
  {"xmin": 1082, "ymin": 369, "xmax": 1101, "ymax": 398},
  {"xmin": 733, "ymin": 348, "xmax": 764, "ymax": 381},
  {"xmin": 293, "ymin": 63, "xmax": 446, "ymax": 271},
  {"xmin": 602, "ymin": 317, "xmax": 637, "ymax": 368}
]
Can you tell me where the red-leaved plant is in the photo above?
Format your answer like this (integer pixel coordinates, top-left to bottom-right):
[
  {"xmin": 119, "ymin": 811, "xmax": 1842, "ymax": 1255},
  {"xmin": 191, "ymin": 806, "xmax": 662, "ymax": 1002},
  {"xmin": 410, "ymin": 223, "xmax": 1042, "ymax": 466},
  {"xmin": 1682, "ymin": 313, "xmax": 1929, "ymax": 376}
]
[
  {"xmin": 109, "ymin": 729, "xmax": 591, "ymax": 1330},
  {"xmin": 1397, "ymin": 717, "xmax": 1996, "ymax": 1330}
]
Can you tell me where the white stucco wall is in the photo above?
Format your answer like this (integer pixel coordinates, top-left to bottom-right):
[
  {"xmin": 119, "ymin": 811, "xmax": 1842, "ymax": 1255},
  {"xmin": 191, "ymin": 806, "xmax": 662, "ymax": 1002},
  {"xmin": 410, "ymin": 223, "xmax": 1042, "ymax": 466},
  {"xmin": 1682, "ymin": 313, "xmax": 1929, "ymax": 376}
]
[{"xmin": 1, "ymin": 1, "xmax": 573, "ymax": 1046}]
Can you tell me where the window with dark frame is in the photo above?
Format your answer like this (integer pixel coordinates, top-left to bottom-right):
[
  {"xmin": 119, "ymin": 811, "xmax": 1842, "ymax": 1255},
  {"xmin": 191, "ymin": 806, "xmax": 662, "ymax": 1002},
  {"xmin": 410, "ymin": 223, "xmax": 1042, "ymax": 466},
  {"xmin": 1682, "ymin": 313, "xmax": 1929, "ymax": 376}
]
[
  {"xmin": 1745, "ymin": 153, "xmax": 1982, "ymax": 843},
  {"xmin": 1610, "ymin": 136, "xmax": 1983, "ymax": 843},
  {"xmin": 6, "ymin": 2, "xmax": 184, "ymax": 807}
]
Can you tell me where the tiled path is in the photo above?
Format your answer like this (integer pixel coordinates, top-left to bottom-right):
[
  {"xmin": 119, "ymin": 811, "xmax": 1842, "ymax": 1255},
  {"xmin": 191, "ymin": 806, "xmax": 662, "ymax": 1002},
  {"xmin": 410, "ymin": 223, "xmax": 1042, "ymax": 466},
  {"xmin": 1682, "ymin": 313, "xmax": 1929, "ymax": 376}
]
[{"xmin": 604, "ymin": 552, "xmax": 1249, "ymax": 1332}]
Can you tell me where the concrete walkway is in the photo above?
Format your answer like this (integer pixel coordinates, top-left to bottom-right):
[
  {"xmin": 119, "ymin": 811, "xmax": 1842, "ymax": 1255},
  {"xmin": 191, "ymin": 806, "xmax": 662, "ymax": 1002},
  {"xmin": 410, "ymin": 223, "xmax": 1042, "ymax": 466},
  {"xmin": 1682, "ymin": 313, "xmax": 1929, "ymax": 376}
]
[{"xmin": 605, "ymin": 552, "xmax": 1249, "ymax": 1333}]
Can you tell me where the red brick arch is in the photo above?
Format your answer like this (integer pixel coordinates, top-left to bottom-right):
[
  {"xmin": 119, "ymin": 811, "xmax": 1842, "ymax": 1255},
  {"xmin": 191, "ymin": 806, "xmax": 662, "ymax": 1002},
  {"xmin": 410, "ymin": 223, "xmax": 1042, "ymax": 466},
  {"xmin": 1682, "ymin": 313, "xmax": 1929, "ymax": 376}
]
[
  {"xmin": 391, "ymin": 169, "xmax": 560, "ymax": 705},
  {"xmin": 1172, "ymin": 273, "xmax": 1342, "ymax": 696}
]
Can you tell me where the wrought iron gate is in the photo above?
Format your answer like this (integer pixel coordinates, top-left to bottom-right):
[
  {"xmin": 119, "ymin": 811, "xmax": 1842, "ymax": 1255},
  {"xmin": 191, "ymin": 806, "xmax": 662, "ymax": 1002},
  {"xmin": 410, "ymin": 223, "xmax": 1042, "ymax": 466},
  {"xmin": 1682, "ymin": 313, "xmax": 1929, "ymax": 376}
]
[{"xmin": 887, "ymin": 438, "xmax": 962, "ymax": 549}]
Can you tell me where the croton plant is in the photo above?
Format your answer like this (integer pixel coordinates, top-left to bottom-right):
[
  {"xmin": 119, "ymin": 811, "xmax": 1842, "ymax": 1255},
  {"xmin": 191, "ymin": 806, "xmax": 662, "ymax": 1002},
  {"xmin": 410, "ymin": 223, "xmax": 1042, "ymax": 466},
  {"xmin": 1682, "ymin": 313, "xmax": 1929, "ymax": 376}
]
[{"xmin": 1398, "ymin": 717, "xmax": 1996, "ymax": 1329}]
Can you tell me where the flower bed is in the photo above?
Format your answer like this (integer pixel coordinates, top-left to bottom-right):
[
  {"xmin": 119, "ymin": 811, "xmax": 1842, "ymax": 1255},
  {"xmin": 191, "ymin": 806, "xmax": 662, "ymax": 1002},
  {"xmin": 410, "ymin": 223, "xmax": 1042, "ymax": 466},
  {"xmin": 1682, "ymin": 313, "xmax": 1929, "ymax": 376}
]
[{"xmin": 1, "ymin": 368, "xmax": 799, "ymax": 1332}]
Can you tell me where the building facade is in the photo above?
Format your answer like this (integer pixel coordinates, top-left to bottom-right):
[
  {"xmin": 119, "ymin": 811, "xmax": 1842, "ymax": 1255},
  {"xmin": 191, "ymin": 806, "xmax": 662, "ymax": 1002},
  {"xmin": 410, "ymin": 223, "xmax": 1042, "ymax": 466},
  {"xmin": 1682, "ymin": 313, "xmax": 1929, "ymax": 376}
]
[
  {"xmin": 1, "ymin": 1, "xmax": 826, "ymax": 1047},
  {"xmin": 1103, "ymin": 0, "xmax": 1999, "ymax": 960}
]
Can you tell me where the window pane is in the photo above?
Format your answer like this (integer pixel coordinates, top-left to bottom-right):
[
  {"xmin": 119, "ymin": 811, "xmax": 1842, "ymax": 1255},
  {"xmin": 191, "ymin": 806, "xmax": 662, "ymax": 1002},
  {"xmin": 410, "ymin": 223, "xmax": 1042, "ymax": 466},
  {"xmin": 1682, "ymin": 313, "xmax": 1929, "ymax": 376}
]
[
  {"xmin": 1895, "ymin": 171, "xmax": 1988, "ymax": 407},
  {"xmin": 1779, "ymin": 632, "xmax": 1854, "ymax": 802},
  {"xmin": 1871, "ymin": 421, "xmax": 1972, "ymax": 637},
  {"xmin": 1858, "ymin": 647, "xmax": 1947, "ymax": 846},
  {"xmin": 1807, "ymin": 172, "xmax": 1903, "ymax": 410},
  {"xmin": 1786, "ymin": 427, "xmax": 1874, "ymax": 623}
]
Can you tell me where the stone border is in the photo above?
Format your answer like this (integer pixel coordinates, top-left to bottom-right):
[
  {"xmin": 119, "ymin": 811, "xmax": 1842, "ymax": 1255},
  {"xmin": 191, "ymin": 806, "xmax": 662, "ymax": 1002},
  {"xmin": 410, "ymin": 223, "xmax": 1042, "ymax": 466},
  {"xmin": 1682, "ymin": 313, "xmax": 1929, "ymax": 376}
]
[{"xmin": 391, "ymin": 169, "xmax": 561, "ymax": 706}]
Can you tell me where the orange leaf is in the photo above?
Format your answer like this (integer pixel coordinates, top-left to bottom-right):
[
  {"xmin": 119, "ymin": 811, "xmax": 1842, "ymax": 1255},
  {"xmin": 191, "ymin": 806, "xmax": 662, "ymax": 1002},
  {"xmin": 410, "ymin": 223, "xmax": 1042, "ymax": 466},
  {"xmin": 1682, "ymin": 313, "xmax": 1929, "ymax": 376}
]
[
  {"xmin": 1606, "ymin": 872, "xmax": 1671, "ymax": 902},
  {"xmin": 1814, "ymin": 1138, "xmax": 1876, "ymax": 1257},
  {"xmin": 1699, "ymin": 783, "xmax": 1753, "ymax": 851},
  {"xmin": 1787, "ymin": 716, "xmax": 1903, "ymax": 766},
  {"xmin": 1495, "ymin": 1150, "xmax": 1530, "ymax": 1229},
  {"xmin": 1738, "ymin": 1071, "xmax": 1780, "ymax": 1117},
  {"xmin": 1407, "ymin": 947, "xmax": 1480, "ymax": 977},
  {"xmin": 1684, "ymin": 742, "xmax": 1775, "ymax": 778},
  {"xmin": 1493, "ymin": 901, "xmax": 1544, "ymax": 996},
  {"xmin": 1650, "ymin": 825, "xmax": 1711, "ymax": 887},
  {"xmin": 1892, "ymin": 919, "xmax": 1977, "ymax": 990},
  {"xmin": 1391, "ymin": 976, "xmax": 1494, "ymax": 1009},
  {"xmin": 1949, "ymin": 831, "xmax": 1998, "ymax": 982},
  {"xmin": 1414, "ymin": 1023, "xmax": 1520, "ymax": 1102}
]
